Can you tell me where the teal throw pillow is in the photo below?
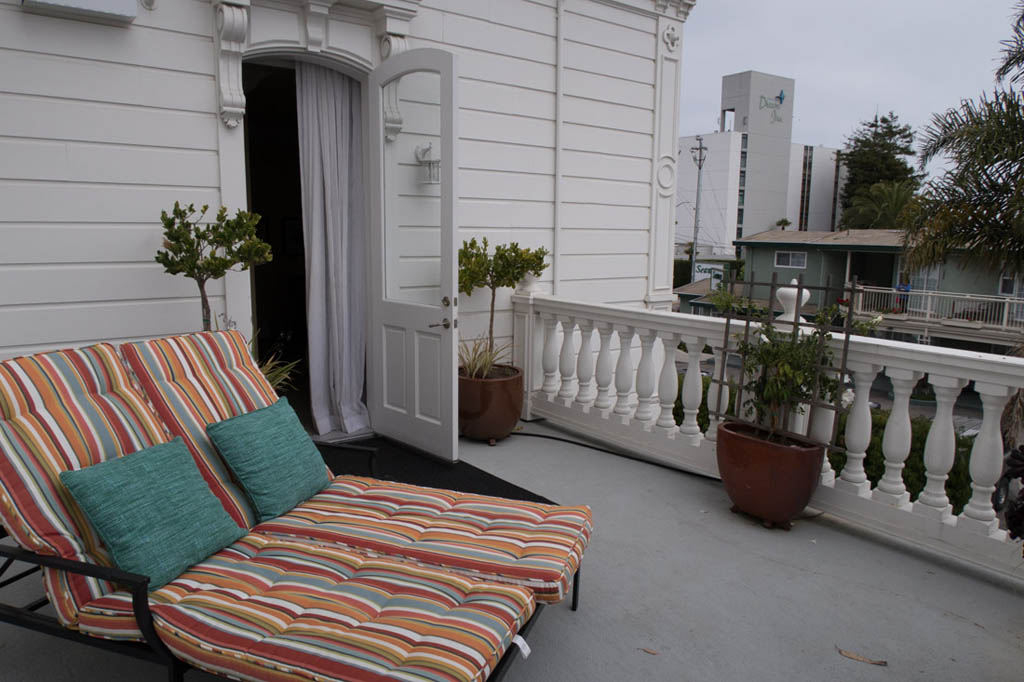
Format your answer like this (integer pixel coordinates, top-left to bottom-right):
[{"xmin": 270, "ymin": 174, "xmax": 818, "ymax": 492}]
[
  {"xmin": 206, "ymin": 397, "xmax": 329, "ymax": 523},
  {"xmin": 59, "ymin": 437, "xmax": 245, "ymax": 590}
]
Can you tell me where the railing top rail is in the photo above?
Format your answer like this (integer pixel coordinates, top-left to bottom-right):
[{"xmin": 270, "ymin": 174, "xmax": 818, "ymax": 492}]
[
  {"xmin": 515, "ymin": 292, "xmax": 1024, "ymax": 388},
  {"xmin": 857, "ymin": 285, "xmax": 1024, "ymax": 305}
]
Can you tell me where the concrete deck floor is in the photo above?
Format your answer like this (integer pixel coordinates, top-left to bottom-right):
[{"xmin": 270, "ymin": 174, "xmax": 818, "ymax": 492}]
[{"xmin": 2, "ymin": 423, "xmax": 1022, "ymax": 681}]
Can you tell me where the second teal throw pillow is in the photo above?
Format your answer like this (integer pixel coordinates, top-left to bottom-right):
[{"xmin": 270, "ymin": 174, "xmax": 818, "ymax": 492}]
[{"xmin": 206, "ymin": 397, "xmax": 329, "ymax": 522}]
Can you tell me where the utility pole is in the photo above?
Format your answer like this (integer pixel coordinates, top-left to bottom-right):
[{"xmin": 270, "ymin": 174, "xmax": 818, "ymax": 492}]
[{"xmin": 689, "ymin": 135, "xmax": 707, "ymax": 284}]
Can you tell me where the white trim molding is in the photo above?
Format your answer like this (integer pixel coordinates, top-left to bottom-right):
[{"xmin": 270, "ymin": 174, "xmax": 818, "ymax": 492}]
[
  {"xmin": 590, "ymin": 0, "xmax": 696, "ymax": 19},
  {"xmin": 645, "ymin": 12, "xmax": 685, "ymax": 310}
]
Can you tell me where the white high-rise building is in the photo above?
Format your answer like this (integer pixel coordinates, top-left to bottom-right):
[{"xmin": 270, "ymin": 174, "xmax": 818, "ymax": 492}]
[{"xmin": 676, "ymin": 71, "xmax": 845, "ymax": 260}]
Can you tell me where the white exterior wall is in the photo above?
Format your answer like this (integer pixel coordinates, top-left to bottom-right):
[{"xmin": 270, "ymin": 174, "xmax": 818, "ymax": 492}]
[
  {"xmin": 784, "ymin": 143, "xmax": 842, "ymax": 232},
  {"xmin": 0, "ymin": 0, "xmax": 223, "ymax": 359},
  {"xmin": 785, "ymin": 143, "xmax": 803, "ymax": 224},
  {"xmin": 0, "ymin": 0, "xmax": 692, "ymax": 360},
  {"xmin": 675, "ymin": 131, "xmax": 741, "ymax": 258},
  {"xmin": 807, "ymin": 145, "xmax": 839, "ymax": 231},
  {"xmin": 722, "ymin": 71, "xmax": 794, "ymax": 237}
]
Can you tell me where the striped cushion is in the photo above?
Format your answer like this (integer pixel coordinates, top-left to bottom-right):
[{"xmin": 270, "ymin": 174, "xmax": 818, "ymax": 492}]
[
  {"xmin": 120, "ymin": 331, "xmax": 278, "ymax": 529},
  {"xmin": 0, "ymin": 344, "xmax": 170, "ymax": 625},
  {"xmin": 80, "ymin": 533, "xmax": 535, "ymax": 681},
  {"xmin": 256, "ymin": 476, "xmax": 593, "ymax": 603}
]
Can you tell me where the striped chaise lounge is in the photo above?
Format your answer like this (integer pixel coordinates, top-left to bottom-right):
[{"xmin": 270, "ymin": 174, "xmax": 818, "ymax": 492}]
[
  {"xmin": 120, "ymin": 331, "xmax": 592, "ymax": 607},
  {"xmin": 0, "ymin": 333, "xmax": 592, "ymax": 682}
]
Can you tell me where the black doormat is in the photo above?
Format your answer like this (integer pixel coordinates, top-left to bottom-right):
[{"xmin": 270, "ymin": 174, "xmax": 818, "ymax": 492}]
[{"xmin": 317, "ymin": 437, "xmax": 554, "ymax": 505}]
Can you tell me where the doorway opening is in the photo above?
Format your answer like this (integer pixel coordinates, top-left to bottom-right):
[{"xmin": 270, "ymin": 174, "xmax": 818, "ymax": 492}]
[{"xmin": 243, "ymin": 63, "xmax": 311, "ymax": 424}]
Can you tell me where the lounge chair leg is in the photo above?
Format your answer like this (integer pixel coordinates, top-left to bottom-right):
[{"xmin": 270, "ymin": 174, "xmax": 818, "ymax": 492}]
[
  {"xmin": 571, "ymin": 566, "xmax": 580, "ymax": 611},
  {"xmin": 167, "ymin": 659, "xmax": 187, "ymax": 682}
]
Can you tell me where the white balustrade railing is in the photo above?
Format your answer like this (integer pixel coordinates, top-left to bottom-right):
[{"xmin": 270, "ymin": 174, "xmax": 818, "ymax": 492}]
[
  {"xmin": 511, "ymin": 284, "xmax": 1024, "ymax": 581},
  {"xmin": 855, "ymin": 285, "xmax": 1024, "ymax": 335}
]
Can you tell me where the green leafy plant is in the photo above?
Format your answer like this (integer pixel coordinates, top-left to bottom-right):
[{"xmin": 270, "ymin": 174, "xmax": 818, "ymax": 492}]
[
  {"xmin": 458, "ymin": 237, "xmax": 548, "ymax": 377},
  {"xmin": 733, "ymin": 308, "xmax": 840, "ymax": 442},
  {"xmin": 258, "ymin": 354, "xmax": 301, "ymax": 393},
  {"xmin": 458, "ymin": 337, "xmax": 512, "ymax": 380},
  {"xmin": 155, "ymin": 202, "xmax": 272, "ymax": 331}
]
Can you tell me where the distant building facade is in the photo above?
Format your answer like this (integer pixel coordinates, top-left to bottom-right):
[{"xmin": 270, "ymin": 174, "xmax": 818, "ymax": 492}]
[{"xmin": 676, "ymin": 71, "xmax": 846, "ymax": 261}]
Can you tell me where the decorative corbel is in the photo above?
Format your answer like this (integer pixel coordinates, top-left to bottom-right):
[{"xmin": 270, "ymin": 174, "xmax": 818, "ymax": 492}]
[
  {"xmin": 375, "ymin": 6, "xmax": 415, "ymax": 142},
  {"xmin": 654, "ymin": 0, "xmax": 696, "ymax": 20},
  {"xmin": 214, "ymin": 0, "xmax": 250, "ymax": 129},
  {"xmin": 304, "ymin": 1, "xmax": 337, "ymax": 53}
]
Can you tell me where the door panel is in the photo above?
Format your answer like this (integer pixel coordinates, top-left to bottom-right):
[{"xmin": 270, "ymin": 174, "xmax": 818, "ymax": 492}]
[{"xmin": 368, "ymin": 49, "xmax": 458, "ymax": 461}]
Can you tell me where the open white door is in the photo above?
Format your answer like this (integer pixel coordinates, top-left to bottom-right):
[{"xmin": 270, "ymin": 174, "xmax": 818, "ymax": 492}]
[{"xmin": 367, "ymin": 49, "xmax": 459, "ymax": 461}]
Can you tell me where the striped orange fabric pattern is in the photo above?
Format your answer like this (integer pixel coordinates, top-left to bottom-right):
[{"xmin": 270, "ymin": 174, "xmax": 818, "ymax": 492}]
[
  {"xmin": 121, "ymin": 330, "xmax": 278, "ymax": 529},
  {"xmin": 80, "ymin": 533, "xmax": 535, "ymax": 681},
  {"xmin": 0, "ymin": 343, "xmax": 170, "ymax": 625},
  {"xmin": 257, "ymin": 476, "xmax": 593, "ymax": 603}
]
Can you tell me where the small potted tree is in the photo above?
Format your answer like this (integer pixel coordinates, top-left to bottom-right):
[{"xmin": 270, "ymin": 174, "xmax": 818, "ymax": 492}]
[
  {"xmin": 155, "ymin": 201, "xmax": 271, "ymax": 331},
  {"xmin": 458, "ymin": 237, "xmax": 548, "ymax": 443},
  {"xmin": 713, "ymin": 281, "xmax": 842, "ymax": 529}
]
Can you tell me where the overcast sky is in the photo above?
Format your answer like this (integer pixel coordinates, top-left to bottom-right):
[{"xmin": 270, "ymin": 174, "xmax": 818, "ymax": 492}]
[{"xmin": 678, "ymin": 0, "xmax": 1018, "ymax": 159}]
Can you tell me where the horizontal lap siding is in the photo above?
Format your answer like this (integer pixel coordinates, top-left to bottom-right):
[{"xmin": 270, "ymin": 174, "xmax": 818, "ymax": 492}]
[
  {"xmin": 416, "ymin": 1, "xmax": 558, "ymax": 339},
  {"xmin": 415, "ymin": 0, "xmax": 659, "ymax": 336},
  {"xmin": 0, "ymin": 1, "xmax": 219, "ymax": 359},
  {"xmin": 560, "ymin": 6, "xmax": 655, "ymax": 306}
]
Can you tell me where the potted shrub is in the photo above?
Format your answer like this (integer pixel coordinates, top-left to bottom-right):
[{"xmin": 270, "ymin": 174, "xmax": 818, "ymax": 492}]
[
  {"xmin": 714, "ymin": 294, "xmax": 841, "ymax": 529},
  {"xmin": 155, "ymin": 201, "xmax": 271, "ymax": 331},
  {"xmin": 458, "ymin": 238, "xmax": 548, "ymax": 443}
]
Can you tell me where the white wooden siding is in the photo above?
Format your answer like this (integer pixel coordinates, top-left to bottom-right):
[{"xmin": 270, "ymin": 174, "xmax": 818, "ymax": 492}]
[
  {"xmin": 0, "ymin": 0, "xmax": 672, "ymax": 358},
  {"xmin": 0, "ymin": 0, "xmax": 220, "ymax": 358}
]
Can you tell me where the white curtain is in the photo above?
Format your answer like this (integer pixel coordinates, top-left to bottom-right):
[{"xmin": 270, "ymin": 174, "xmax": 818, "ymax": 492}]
[{"xmin": 295, "ymin": 62, "xmax": 369, "ymax": 435}]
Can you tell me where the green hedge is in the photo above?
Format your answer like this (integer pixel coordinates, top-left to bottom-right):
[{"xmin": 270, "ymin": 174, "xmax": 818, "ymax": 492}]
[
  {"xmin": 831, "ymin": 410, "xmax": 974, "ymax": 514},
  {"xmin": 672, "ymin": 376, "xmax": 974, "ymax": 514}
]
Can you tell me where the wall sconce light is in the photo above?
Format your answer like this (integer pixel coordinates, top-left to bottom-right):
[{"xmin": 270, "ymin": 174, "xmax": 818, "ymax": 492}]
[{"xmin": 415, "ymin": 142, "xmax": 441, "ymax": 184}]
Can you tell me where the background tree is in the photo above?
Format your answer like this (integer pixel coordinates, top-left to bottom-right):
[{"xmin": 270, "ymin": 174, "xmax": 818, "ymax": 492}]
[
  {"xmin": 842, "ymin": 179, "xmax": 919, "ymax": 229},
  {"xmin": 156, "ymin": 202, "xmax": 271, "ymax": 331},
  {"xmin": 838, "ymin": 112, "xmax": 919, "ymax": 224},
  {"xmin": 902, "ymin": 2, "xmax": 1024, "ymax": 278}
]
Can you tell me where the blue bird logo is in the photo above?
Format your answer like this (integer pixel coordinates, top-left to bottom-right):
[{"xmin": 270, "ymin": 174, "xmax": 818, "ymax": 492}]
[{"xmin": 776, "ymin": 90, "xmax": 786, "ymax": 105}]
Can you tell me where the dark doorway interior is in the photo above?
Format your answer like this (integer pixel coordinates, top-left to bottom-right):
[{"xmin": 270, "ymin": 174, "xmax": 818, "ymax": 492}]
[{"xmin": 243, "ymin": 63, "xmax": 310, "ymax": 417}]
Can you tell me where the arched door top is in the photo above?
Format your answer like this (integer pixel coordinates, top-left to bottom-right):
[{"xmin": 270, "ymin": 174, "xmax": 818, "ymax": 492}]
[{"xmin": 214, "ymin": 0, "xmax": 419, "ymax": 128}]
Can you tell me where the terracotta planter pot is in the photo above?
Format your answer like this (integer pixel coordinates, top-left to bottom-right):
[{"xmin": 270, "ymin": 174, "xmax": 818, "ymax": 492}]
[
  {"xmin": 716, "ymin": 421, "xmax": 824, "ymax": 529},
  {"xmin": 458, "ymin": 365, "xmax": 523, "ymax": 443}
]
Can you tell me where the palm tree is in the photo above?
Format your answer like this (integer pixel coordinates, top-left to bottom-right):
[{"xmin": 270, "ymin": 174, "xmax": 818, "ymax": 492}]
[
  {"xmin": 842, "ymin": 179, "xmax": 918, "ymax": 229},
  {"xmin": 902, "ymin": 4, "xmax": 1024, "ymax": 276},
  {"xmin": 996, "ymin": 1, "xmax": 1024, "ymax": 84}
]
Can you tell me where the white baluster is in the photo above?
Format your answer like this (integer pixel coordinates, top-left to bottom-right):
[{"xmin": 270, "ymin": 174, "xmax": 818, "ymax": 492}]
[
  {"xmin": 594, "ymin": 325, "xmax": 615, "ymax": 410},
  {"xmin": 835, "ymin": 361, "xmax": 880, "ymax": 496},
  {"xmin": 958, "ymin": 382, "xmax": 1013, "ymax": 538},
  {"xmin": 705, "ymin": 345, "xmax": 730, "ymax": 442},
  {"xmin": 634, "ymin": 330, "xmax": 658, "ymax": 422},
  {"xmin": 678, "ymin": 335, "xmax": 704, "ymax": 444},
  {"xmin": 913, "ymin": 375, "xmax": 968, "ymax": 520},
  {"xmin": 575, "ymin": 321, "xmax": 596, "ymax": 406},
  {"xmin": 808, "ymin": 402, "xmax": 837, "ymax": 485},
  {"xmin": 656, "ymin": 333, "xmax": 680, "ymax": 430},
  {"xmin": 557, "ymin": 317, "xmax": 577, "ymax": 401},
  {"xmin": 613, "ymin": 327, "xmax": 635, "ymax": 417},
  {"xmin": 540, "ymin": 315, "xmax": 560, "ymax": 397},
  {"xmin": 873, "ymin": 368, "xmax": 922, "ymax": 508}
]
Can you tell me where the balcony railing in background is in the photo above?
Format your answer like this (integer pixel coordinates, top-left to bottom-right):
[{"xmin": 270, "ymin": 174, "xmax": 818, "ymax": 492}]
[
  {"xmin": 512, "ymin": 282, "xmax": 1024, "ymax": 582},
  {"xmin": 854, "ymin": 285, "xmax": 1024, "ymax": 338}
]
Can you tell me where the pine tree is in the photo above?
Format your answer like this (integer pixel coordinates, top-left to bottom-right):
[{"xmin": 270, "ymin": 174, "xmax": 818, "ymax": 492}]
[{"xmin": 838, "ymin": 112, "xmax": 919, "ymax": 220}]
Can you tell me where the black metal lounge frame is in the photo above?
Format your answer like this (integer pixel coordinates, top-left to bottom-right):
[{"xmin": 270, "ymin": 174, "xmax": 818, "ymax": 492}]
[
  {"xmin": 0, "ymin": 529, "xmax": 187, "ymax": 681},
  {"xmin": 0, "ymin": 527, "xmax": 559, "ymax": 681}
]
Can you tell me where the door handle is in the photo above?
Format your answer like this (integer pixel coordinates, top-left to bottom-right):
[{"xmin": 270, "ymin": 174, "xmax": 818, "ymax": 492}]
[{"xmin": 429, "ymin": 318, "xmax": 451, "ymax": 329}]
